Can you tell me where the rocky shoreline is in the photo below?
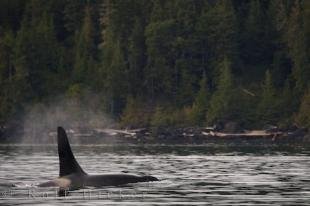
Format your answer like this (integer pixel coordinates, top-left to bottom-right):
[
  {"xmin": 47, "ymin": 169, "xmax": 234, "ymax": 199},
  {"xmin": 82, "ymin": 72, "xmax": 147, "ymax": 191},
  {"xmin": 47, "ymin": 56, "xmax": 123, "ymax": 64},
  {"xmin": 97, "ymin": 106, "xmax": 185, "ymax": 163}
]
[
  {"xmin": 119, "ymin": 127, "xmax": 309, "ymax": 145},
  {"xmin": 1, "ymin": 125, "xmax": 308, "ymax": 145}
]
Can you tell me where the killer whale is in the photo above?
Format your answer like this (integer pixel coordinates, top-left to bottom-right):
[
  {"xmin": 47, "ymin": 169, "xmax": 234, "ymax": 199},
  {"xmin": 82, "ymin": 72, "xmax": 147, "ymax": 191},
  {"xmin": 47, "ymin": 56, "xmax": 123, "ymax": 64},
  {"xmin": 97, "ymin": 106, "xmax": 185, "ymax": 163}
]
[{"xmin": 38, "ymin": 127, "xmax": 158, "ymax": 190}]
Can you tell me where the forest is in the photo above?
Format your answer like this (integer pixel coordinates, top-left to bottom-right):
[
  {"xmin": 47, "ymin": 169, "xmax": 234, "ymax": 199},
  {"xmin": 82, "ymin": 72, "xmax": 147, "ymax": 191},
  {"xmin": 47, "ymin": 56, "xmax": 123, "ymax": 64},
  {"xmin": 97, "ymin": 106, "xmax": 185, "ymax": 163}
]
[{"xmin": 0, "ymin": 0, "xmax": 309, "ymax": 131}]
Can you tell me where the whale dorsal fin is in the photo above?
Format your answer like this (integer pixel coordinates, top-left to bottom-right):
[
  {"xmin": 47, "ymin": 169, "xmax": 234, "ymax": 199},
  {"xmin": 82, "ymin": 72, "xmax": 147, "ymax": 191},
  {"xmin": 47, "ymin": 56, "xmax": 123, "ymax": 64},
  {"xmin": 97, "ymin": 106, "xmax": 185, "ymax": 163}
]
[{"xmin": 57, "ymin": 127, "xmax": 86, "ymax": 177}]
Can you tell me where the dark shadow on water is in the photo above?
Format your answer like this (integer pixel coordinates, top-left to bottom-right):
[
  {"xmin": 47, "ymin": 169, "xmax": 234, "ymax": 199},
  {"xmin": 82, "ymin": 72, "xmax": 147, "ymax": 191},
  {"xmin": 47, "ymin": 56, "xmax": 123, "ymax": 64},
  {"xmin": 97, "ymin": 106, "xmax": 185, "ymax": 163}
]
[{"xmin": 1, "ymin": 144, "xmax": 310, "ymax": 156}]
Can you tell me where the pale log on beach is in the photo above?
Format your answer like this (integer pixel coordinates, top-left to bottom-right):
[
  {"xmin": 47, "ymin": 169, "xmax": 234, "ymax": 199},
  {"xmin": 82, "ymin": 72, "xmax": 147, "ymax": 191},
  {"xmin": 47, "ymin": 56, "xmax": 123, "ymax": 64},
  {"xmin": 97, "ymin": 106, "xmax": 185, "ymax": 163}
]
[{"xmin": 203, "ymin": 130, "xmax": 283, "ymax": 138}]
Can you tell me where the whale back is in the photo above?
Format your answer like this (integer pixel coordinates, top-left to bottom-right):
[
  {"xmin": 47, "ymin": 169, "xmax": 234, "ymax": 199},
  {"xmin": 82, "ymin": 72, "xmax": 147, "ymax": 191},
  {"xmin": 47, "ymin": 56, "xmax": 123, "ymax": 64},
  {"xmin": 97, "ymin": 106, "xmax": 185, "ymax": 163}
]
[{"xmin": 57, "ymin": 127, "xmax": 86, "ymax": 177}]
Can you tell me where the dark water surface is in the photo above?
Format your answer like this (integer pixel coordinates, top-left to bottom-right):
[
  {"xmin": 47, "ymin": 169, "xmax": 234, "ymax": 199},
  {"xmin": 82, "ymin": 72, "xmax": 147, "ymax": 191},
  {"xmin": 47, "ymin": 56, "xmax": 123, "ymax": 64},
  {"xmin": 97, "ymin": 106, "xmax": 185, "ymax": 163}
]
[{"xmin": 1, "ymin": 144, "xmax": 310, "ymax": 205}]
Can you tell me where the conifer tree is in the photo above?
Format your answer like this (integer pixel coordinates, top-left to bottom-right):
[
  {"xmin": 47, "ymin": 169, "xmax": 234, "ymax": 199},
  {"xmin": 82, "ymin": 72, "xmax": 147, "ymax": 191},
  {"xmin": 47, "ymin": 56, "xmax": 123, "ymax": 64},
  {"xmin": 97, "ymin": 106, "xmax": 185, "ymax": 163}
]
[
  {"xmin": 174, "ymin": 0, "xmax": 203, "ymax": 106},
  {"xmin": 0, "ymin": 31, "xmax": 15, "ymax": 123},
  {"xmin": 196, "ymin": 0, "xmax": 238, "ymax": 71},
  {"xmin": 207, "ymin": 57, "xmax": 235, "ymax": 124},
  {"xmin": 145, "ymin": 18, "xmax": 177, "ymax": 99},
  {"xmin": 73, "ymin": 5, "xmax": 97, "ymax": 86},
  {"xmin": 176, "ymin": 63, "xmax": 195, "ymax": 106},
  {"xmin": 190, "ymin": 74, "xmax": 209, "ymax": 125},
  {"xmin": 128, "ymin": 17, "xmax": 146, "ymax": 96},
  {"xmin": 295, "ymin": 88, "xmax": 310, "ymax": 128},
  {"xmin": 0, "ymin": 31, "xmax": 14, "ymax": 83},
  {"xmin": 63, "ymin": 0, "xmax": 85, "ymax": 38},
  {"xmin": 257, "ymin": 70, "xmax": 280, "ymax": 125},
  {"xmin": 242, "ymin": 0, "xmax": 275, "ymax": 66},
  {"xmin": 286, "ymin": 1, "xmax": 309, "ymax": 93},
  {"xmin": 14, "ymin": 1, "xmax": 62, "ymax": 98},
  {"xmin": 104, "ymin": 40, "xmax": 128, "ymax": 115},
  {"xmin": 279, "ymin": 78, "xmax": 295, "ymax": 123}
]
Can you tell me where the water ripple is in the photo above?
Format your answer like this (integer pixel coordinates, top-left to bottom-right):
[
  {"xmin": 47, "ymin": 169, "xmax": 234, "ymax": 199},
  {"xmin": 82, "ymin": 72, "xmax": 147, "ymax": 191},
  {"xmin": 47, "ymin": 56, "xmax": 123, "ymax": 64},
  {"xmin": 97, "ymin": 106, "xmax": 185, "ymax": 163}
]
[{"xmin": 0, "ymin": 145, "xmax": 310, "ymax": 205}]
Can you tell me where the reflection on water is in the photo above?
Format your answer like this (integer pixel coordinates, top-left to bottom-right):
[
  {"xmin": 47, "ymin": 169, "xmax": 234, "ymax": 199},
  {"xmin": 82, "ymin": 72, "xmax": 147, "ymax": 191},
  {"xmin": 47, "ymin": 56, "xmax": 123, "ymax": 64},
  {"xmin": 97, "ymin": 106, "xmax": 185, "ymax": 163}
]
[{"xmin": 1, "ymin": 144, "xmax": 310, "ymax": 205}]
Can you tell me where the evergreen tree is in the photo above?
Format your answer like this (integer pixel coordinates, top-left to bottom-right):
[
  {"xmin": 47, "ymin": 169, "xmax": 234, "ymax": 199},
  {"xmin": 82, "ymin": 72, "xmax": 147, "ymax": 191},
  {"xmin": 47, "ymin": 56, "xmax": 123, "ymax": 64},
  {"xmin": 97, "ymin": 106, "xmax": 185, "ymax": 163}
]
[
  {"xmin": 207, "ymin": 57, "xmax": 235, "ymax": 124},
  {"xmin": 174, "ymin": 0, "xmax": 203, "ymax": 106},
  {"xmin": 14, "ymin": 2, "xmax": 62, "ymax": 98},
  {"xmin": 176, "ymin": 62, "xmax": 195, "ymax": 106},
  {"xmin": 0, "ymin": 31, "xmax": 15, "ymax": 123},
  {"xmin": 295, "ymin": 88, "xmax": 310, "ymax": 128},
  {"xmin": 145, "ymin": 18, "xmax": 177, "ymax": 99},
  {"xmin": 63, "ymin": 0, "xmax": 85, "ymax": 39},
  {"xmin": 268, "ymin": 0, "xmax": 292, "ymax": 87},
  {"xmin": 104, "ymin": 40, "xmax": 128, "ymax": 115},
  {"xmin": 73, "ymin": 5, "xmax": 97, "ymax": 86},
  {"xmin": 190, "ymin": 74, "xmax": 208, "ymax": 125},
  {"xmin": 279, "ymin": 78, "xmax": 295, "ymax": 124},
  {"xmin": 196, "ymin": 0, "xmax": 238, "ymax": 77},
  {"xmin": 257, "ymin": 70, "xmax": 280, "ymax": 125},
  {"xmin": 242, "ymin": 0, "xmax": 275, "ymax": 68},
  {"xmin": 286, "ymin": 1, "xmax": 309, "ymax": 93},
  {"xmin": 0, "ymin": 31, "xmax": 14, "ymax": 83},
  {"xmin": 128, "ymin": 17, "xmax": 146, "ymax": 96}
]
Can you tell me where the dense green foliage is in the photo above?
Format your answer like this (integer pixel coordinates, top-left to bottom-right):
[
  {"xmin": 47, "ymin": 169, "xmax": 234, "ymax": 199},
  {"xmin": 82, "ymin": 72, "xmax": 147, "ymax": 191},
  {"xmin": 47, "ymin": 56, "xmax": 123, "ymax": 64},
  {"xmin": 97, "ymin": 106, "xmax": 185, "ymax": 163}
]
[{"xmin": 0, "ymin": 0, "xmax": 309, "ymax": 129}]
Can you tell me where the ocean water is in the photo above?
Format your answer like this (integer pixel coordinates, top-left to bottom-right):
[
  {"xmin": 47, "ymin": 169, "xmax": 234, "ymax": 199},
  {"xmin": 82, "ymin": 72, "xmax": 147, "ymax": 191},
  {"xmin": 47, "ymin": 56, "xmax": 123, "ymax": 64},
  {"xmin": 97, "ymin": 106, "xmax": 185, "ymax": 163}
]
[{"xmin": 0, "ymin": 144, "xmax": 310, "ymax": 205}]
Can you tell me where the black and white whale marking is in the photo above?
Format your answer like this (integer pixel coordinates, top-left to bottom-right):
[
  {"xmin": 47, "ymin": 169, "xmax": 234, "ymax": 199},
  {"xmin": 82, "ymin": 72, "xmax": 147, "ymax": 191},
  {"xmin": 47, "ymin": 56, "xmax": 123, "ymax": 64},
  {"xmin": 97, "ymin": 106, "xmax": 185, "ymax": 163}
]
[{"xmin": 38, "ymin": 127, "xmax": 158, "ymax": 190}]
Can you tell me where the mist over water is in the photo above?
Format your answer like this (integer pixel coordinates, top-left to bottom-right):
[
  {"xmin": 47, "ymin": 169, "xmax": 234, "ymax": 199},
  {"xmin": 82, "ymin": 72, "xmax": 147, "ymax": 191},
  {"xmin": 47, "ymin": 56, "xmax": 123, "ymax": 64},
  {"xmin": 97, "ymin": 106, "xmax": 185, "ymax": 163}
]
[{"xmin": 20, "ymin": 95, "xmax": 114, "ymax": 144}]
